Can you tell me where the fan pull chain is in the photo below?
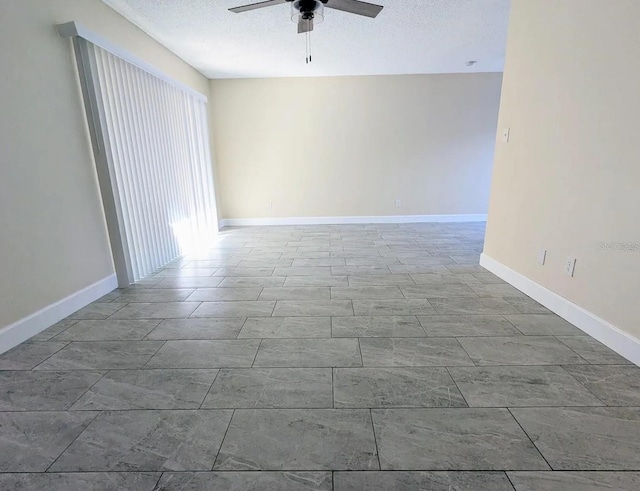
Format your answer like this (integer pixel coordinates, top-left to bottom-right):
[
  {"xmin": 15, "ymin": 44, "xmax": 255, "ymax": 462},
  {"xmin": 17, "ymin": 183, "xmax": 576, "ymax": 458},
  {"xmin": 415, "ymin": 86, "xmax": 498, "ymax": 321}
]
[{"xmin": 306, "ymin": 30, "xmax": 310, "ymax": 64}]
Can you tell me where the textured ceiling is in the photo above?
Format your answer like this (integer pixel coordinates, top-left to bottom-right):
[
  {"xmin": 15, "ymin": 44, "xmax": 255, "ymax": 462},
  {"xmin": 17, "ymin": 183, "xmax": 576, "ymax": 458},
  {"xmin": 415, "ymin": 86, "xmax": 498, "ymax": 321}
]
[{"xmin": 101, "ymin": 0, "xmax": 510, "ymax": 79}]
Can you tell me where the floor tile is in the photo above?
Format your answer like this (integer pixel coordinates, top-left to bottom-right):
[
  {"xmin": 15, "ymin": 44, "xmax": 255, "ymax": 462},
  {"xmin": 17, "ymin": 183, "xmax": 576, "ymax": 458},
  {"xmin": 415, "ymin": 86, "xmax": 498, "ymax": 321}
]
[
  {"xmin": 202, "ymin": 368, "xmax": 332, "ymax": 408},
  {"xmin": 50, "ymin": 409, "xmax": 233, "ymax": 472},
  {"xmin": 254, "ymin": 339, "xmax": 362, "ymax": 367},
  {"xmin": 410, "ymin": 273, "xmax": 478, "ymax": 285},
  {"xmin": 2, "ymin": 223, "xmax": 635, "ymax": 481},
  {"xmin": 70, "ymin": 369, "xmax": 218, "ymax": 410},
  {"xmin": 154, "ymin": 268, "xmax": 217, "ymax": 277},
  {"xmin": 0, "ymin": 371, "xmax": 103, "ymax": 411},
  {"xmin": 186, "ymin": 288, "xmax": 262, "ymax": 301},
  {"xmin": 428, "ymin": 297, "xmax": 519, "ymax": 315},
  {"xmin": 507, "ymin": 471, "xmax": 640, "ymax": 491},
  {"xmin": 331, "ymin": 286, "xmax": 404, "ymax": 300},
  {"xmin": 468, "ymin": 283, "xmax": 528, "ymax": 297},
  {"xmin": 417, "ymin": 315, "xmax": 520, "ymax": 337},
  {"xmin": 332, "ymin": 266, "xmax": 392, "ymax": 276},
  {"xmin": 557, "ymin": 336, "xmax": 632, "ymax": 364},
  {"xmin": 214, "ymin": 409, "xmax": 378, "ymax": 470},
  {"xmin": 359, "ymin": 338, "xmax": 473, "ymax": 366},
  {"xmin": 334, "ymin": 471, "xmax": 514, "ymax": 491},
  {"xmin": 238, "ymin": 317, "xmax": 331, "ymax": 338},
  {"xmin": 191, "ymin": 301, "xmax": 275, "ymax": 318},
  {"xmin": 284, "ymin": 276, "xmax": 349, "ymax": 287},
  {"xmin": 217, "ymin": 277, "xmax": 285, "ymax": 288},
  {"xmin": 272, "ymin": 266, "xmax": 333, "ymax": 276},
  {"xmin": 332, "ymin": 316, "xmax": 425, "ymax": 337},
  {"xmin": 371, "ymin": 408, "xmax": 549, "ymax": 470},
  {"xmin": 334, "ymin": 367, "xmax": 467, "ymax": 408},
  {"xmin": 448, "ymin": 366, "xmax": 604, "ymax": 407},
  {"xmin": 145, "ymin": 318, "xmax": 245, "ymax": 340},
  {"xmin": 388, "ymin": 264, "xmax": 449, "ymax": 274},
  {"xmin": 115, "ymin": 289, "xmax": 194, "ymax": 303},
  {"xmin": 26, "ymin": 320, "xmax": 76, "ymax": 342},
  {"xmin": 353, "ymin": 299, "xmax": 437, "ymax": 316},
  {"xmin": 457, "ymin": 336, "xmax": 587, "ymax": 365},
  {"xmin": 293, "ymin": 258, "xmax": 346, "ymax": 266},
  {"xmin": 34, "ymin": 341, "xmax": 164, "ymax": 370},
  {"xmin": 259, "ymin": 287, "xmax": 331, "ymax": 300},
  {"xmin": 53, "ymin": 319, "xmax": 160, "ymax": 341},
  {"xmin": 0, "ymin": 472, "xmax": 161, "ymax": 491},
  {"xmin": 505, "ymin": 314, "xmax": 583, "ymax": 335},
  {"xmin": 156, "ymin": 472, "xmax": 332, "ymax": 491},
  {"xmin": 445, "ymin": 264, "xmax": 487, "ymax": 274},
  {"xmin": 562, "ymin": 364, "xmax": 640, "ymax": 406},
  {"xmin": 111, "ymin": 302, "xmax": 200, "ymax": 319},
  {"xmin": 347, "ymin": 274, "xmax": 416, "ymax": 286},
  {"xmin": 68, "ymin": 303, "xmax": 127, "ymax": 320},
  {"xmin": 511, "ymin": 407, "xmax": 640, "ymax": 470},
  {"xmin": 145, "ymin": 340, "xmax": 260, "ymax": 368},
  {"xmin": 152, "ymin": 276, "xmax": 224, "ymax": 288},
  {"xmin": 472, "ymin": 272, "xmax": 507, "ymax": 284},
  {"xmin": 272, "ymin": 300, "xmax": 354, "ymax": 317},
  {"xmin": 401, "ymin": 284, "xmax": 478, "ymax": 298},
  {"xmin": 0, "ymin": 341, "xmax": 68, "ymax": 370},
  {"xmin": 503, "ymin": 296, "xmax": 552, "ymax": 314},
  {"xmin": 0, "ymin": 411, "xmax": 97, "ymax": 471}
]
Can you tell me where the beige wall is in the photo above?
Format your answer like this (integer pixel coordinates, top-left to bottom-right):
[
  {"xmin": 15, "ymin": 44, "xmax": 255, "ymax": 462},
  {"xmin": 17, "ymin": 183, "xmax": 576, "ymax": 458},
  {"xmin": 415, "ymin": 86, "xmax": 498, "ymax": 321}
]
[
  {"xmin": 210, "ymin": 73, "xmax": 502, "ymax": 219},
  {"xmin": 0, "ymin": 0, "xmax": 208, "ymax": 327},
  {"xmin": 484, "ymin": 0, "xmax": 640, "ymax": 338}
]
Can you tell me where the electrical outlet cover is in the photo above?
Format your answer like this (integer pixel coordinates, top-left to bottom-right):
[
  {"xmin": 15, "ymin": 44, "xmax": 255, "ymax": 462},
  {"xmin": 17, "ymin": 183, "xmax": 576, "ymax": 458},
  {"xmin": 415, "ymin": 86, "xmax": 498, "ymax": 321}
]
[
  {"xmin": 538, "ymin": 249, "xmax": 547, "ymax": 265},
  {"xmin": 565, "ymin": 257, "xmax": 577, "ymax": 277}
]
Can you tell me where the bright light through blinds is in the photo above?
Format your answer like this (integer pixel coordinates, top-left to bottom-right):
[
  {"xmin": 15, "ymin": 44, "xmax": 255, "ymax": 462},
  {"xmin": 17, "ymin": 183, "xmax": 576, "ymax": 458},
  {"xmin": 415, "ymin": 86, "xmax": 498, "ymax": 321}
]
[{"xmin": 66, "ymin": 27, "xmax": 218, "ymax": 286}]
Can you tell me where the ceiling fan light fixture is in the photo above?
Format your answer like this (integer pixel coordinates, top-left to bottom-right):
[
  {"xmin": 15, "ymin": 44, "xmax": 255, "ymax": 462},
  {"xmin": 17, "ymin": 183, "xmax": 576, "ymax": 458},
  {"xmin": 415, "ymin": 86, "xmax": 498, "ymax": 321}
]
[{"xmin": 291, "ymin": 0, "xmax": 325, "ymax": 24}]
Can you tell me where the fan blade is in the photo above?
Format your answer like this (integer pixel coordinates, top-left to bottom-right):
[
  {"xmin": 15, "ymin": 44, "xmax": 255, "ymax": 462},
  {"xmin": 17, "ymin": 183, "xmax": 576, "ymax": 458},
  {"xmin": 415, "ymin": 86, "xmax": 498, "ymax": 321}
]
[
  {"xmin": 229, "ymin": 0, "xmax": 288, "ymax": 13},
  {"xmin": 298, "ymin": 16, "xmax": 314, "ymax": 33},
  {"xmin": 325, "ymin": 0, "xmax": 383, "ymax": 18}
]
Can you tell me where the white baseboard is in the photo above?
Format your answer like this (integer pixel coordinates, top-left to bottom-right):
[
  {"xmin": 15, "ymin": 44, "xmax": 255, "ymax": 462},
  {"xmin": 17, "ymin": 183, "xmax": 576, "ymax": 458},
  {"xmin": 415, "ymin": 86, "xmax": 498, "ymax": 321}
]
[
  {"xmin": 480, "ymin": 253, "xmax": 640, "ymax": 366},
  {"xmin": 0, "ymin": 274, "xmax": 118, "ymax": 355},
  {"xmin": 219, "ymin": 214, "xmax": 488, "ymax": 228}
]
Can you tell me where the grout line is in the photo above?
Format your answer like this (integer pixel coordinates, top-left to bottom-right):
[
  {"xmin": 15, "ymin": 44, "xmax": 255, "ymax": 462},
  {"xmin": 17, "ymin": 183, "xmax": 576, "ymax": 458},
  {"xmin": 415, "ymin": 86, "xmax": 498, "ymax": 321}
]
[
  {"xmin": 503, "ymin": 471, "xmax": 518, "ymax": 491},
  {"xmin": 556, "ymin": 365, "xmax": 609, "ymax": 406},
  {"xmin": 250, "ymin": 339, "xmax": 263, "ymax": 368},
  {"xmin": 140, "ymin": 340, "xmax": 167, "ymax": 369},
  {"xmin": 43, "ymin": 410, "xmax": 101, "ymax": 472},
  {"xmin": 199, "ymin": 368, "xmax": 222, "ymax": 410},
  {"xmin": 444, "ymin": 366, "xmax": 471, "ymax": 408},
  {"xmin": 369, "ymin": 408, "xmax": 382, "ymax": 471},
  {"xmin": 154, "ymin": 472, "xmax": 165, "ymax": 489},
  {"xmin": 65, "ymin": 369, "xmax": 110, "ymax": 410},
  {"xmin": 28, "ymin": 342, "xmax": 73, "ymax": 371},
  {"xmin": 506, "ymin": 406, "xmax": 554, "ymax": 470},
  {"xmin": 331, "ymin": 367, "xmax": 335, "ymax": 409},
  {"xmin": 210, "ymin": 408, "xmax": 235, "ymax": 471}
]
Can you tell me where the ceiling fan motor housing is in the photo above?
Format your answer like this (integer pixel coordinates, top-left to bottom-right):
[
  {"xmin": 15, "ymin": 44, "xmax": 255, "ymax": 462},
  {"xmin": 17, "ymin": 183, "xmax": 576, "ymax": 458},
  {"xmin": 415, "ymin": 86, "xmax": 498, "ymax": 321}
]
[{"xmin": 292, "ymin": 0, "xmax": 325, "ymax": 21}]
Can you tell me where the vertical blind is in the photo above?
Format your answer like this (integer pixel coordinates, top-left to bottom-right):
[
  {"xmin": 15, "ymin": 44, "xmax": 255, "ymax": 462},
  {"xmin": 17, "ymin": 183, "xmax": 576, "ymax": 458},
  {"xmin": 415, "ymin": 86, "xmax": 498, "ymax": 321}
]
[{"xmin": 69, "ymin": 30, "xmax": 217, "ymax": 286}]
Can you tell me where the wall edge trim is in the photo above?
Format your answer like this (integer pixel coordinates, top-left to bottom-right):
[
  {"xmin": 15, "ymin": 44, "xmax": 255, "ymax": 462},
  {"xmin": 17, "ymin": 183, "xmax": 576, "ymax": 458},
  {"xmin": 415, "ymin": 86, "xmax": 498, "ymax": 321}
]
[
  {"xmin": 0, "ymin": 274, "xmax": 118, "ymax": 355},
  {"xmin": 480, "ymin": 253, "xmax": 640, "ymax": 366},
  {"xmin": 219, "ymin": 214, "xmax": 488, "ymax": 227}
]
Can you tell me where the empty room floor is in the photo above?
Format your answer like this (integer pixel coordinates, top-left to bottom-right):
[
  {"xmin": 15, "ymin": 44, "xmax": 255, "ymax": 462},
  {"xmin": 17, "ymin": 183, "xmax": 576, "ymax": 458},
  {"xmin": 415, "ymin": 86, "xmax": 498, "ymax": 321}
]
[{"xmin": 1, "ymin": 223, "xmax": 639, "ymax": 490}]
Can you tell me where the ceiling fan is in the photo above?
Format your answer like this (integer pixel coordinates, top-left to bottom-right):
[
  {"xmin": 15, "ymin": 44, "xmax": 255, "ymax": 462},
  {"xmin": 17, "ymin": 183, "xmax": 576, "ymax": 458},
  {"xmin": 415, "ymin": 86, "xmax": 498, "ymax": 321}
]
[
  {"xmin": 230, "ymin": 0, "xmax": 383, "ymax": 34},
  {"xmin": 230, "ymin": 0, "xmax": 383, "ymax": 62}
]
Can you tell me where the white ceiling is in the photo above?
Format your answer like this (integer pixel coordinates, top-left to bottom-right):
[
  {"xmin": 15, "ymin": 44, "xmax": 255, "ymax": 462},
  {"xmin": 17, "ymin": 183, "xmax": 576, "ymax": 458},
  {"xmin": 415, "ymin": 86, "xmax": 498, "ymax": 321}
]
[{"xmin": 101, "ymin": 0, "xmax": 510, "ymax": 79}]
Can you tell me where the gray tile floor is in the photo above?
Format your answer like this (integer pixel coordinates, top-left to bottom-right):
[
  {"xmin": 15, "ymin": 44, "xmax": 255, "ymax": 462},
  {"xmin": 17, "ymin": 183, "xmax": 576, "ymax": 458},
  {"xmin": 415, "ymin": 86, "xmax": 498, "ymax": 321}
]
[{"xmin": 1, "ymin": 222, "xmax": 639, "ymax": 490}]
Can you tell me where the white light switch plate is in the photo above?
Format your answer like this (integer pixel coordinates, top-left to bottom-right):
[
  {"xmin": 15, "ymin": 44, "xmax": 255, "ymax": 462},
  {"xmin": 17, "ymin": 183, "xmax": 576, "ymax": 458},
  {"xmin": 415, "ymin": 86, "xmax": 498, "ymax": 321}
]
[{"xmin": 502, "ymin": 127, "xmax": 510, "ymax": 143}]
